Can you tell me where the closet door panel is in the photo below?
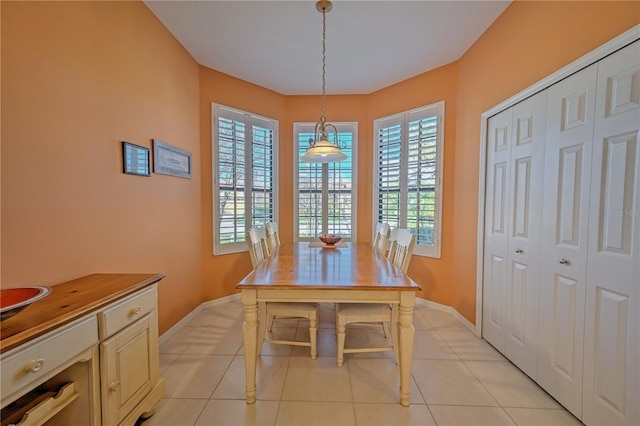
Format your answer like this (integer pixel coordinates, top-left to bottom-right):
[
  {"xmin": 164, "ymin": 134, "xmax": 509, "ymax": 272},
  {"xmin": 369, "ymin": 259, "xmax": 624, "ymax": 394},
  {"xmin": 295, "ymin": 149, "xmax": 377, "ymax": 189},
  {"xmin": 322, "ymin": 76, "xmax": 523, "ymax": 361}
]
[
  {"xmin": 583, "ymin": 40, "xmax": 640, "ymax": 426},
  {"xmin": 483, "ymin": 109, "xmax": 512, "ymax": 352},
  {"xmin": 538, "ymin": 63, "xmax": 598, "ymax": 417},
  {"xmin": 504, "ymin": 90, "xmax": 547, "ymax": 378}
]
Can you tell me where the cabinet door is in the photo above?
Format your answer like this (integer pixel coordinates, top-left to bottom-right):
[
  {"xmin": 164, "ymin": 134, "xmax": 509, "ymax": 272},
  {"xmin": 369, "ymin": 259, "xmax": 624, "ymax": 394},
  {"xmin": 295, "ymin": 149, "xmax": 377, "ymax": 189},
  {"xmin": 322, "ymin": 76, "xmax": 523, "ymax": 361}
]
[
  {"xmin": 537, "ymin": 63, "xmax": 597, "ymax": 417},
  {"xmin": 100, "ymin": 312, "xmax": 159, "ymax": 426},
  {"xmin": 504, "ymin": 90, "xmax": 547, "ymax": 379},
  {"xmin": 483, "ymin": 108, "xmax": 512, "ymax": 353},
  {"xmin": 583, "ymin": 40, "xmax": 640, "ymax": 426}
]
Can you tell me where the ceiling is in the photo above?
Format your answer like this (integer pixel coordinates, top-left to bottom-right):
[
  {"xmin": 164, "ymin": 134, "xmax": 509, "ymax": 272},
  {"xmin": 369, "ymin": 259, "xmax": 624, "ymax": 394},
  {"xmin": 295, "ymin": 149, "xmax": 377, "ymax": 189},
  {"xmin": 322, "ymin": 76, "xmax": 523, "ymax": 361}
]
[{"xmin": 144, "ymin": 0, "xmax": 511, "ymax": 95}]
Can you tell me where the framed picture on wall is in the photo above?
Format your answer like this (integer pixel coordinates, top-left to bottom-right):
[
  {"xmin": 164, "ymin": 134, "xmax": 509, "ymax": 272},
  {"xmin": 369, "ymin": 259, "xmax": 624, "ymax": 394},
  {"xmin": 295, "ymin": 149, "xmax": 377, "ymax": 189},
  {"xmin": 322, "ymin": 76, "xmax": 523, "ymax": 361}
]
[
  {"xmin": 122, "ymin": 141, "xmax": 151, "ymax": 176},
  {"xmin": 153, "ymin": 139, "xmax": 192, "ymax": 179}
]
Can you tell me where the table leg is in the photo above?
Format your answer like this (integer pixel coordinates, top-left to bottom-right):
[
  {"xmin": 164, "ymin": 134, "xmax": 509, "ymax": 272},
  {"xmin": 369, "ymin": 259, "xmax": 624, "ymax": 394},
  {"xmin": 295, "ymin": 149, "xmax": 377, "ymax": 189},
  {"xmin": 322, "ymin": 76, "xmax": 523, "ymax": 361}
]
[
  {"xmin": 336, "ymin": 316, "xmax": 346, "ymax": 367},
  {"xmin": 398, "ymin": 292, "xmax": 416, "ymax": 406},
  {"xmin": 241, "ymin": 290, "xmax": 258, "ymax": 404}
]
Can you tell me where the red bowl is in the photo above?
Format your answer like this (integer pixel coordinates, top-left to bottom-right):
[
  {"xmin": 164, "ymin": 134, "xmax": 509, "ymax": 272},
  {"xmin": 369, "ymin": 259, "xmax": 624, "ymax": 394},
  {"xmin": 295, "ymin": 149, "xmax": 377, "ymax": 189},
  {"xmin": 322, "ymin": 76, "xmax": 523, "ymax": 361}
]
[
  {"xmin": 319, "ymin": 235, "xmax": 342, "ymax": 245},
  {"xmin": 1, "ymin": 286, "xmax": 51, "ymax": 321}
]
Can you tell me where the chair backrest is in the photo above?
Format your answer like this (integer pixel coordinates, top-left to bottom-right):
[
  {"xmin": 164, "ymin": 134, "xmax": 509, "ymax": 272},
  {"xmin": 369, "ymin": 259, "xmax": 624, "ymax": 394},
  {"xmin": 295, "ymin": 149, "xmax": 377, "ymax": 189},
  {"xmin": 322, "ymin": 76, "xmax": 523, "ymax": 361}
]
[
  {"xmin": 373, "ymin": 222, "xmax": 390, "ymax": 254},
  {"xmin": 387, "ymin": 228, "xmax": 415, "ymax": 273},
  {"xmin": 246, "ymin": 226, "xmax": 269, "ymax": 269},
  {"xmin": 265, "ymin": 221, "xmax": 281, "ymax": 254}
]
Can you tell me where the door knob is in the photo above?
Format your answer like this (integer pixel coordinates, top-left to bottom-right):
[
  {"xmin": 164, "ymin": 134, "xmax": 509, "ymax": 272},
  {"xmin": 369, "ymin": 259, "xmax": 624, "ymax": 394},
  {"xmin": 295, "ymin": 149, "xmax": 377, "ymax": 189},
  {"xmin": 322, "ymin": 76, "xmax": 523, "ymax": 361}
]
[
  {"xmin": 559, "ymin": 258, "xmax": 569, "ymax": 265},
  {"xmin": 110, "ymin": 381, "xmax": 121, "ymax": 392},
  {"xmin": 515, "ymin": 249, "xmax": 523, "ymax": 254}
]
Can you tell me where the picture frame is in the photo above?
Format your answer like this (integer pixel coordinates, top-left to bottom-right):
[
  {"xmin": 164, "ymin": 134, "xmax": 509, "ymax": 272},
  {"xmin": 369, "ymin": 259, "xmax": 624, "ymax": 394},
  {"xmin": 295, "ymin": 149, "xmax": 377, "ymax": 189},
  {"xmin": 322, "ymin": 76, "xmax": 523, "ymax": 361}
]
[
  {"xmin": 153, "ymin": 139, "xmax": 192, "ymax": 179},
  {"xmin": 122, "ymin": 141, "xmax": 151, "ymax": 177}
]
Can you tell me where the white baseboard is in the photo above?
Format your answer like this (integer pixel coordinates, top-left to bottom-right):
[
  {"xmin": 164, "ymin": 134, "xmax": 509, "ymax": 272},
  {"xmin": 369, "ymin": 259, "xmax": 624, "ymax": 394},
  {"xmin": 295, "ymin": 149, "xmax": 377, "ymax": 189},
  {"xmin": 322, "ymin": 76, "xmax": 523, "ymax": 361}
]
[
  {"xmin": 161, "ymin": 294, "xmax": 476, "ymax": 344},
  {"xmin": 159, "ymin": 293, "xmax": 241, "ymax": 345},
  {"xmin": 415, "ymin": 298, "xmax": 478, "ymax": 335}
]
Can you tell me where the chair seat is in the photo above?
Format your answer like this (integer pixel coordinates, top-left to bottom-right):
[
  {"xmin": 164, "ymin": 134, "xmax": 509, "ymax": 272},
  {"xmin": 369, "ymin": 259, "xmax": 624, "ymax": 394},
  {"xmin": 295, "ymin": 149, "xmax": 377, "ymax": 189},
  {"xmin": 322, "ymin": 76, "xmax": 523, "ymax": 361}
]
[
  {"xmin": 336, "ymin": 303, "xmax": 390, "ymax": 318},
  {"xmin": 258, "ymin": 302, "xmax": 319, "ymax": 359},
  {"xmin": 335, "ymin": 303, "xmax": 397, "ymax": 367},
  {"xmin": 268, "ymin": 302, "xmax": 318, "ymax": 317}
]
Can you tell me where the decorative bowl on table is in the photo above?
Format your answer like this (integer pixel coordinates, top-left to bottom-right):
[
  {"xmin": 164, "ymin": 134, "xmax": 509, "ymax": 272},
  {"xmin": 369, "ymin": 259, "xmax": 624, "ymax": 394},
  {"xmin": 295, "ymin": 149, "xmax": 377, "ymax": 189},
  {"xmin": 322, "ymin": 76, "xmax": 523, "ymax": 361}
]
[{"xmin": 319, "ymin": 234, "xmax": 342, "ymax": 246}]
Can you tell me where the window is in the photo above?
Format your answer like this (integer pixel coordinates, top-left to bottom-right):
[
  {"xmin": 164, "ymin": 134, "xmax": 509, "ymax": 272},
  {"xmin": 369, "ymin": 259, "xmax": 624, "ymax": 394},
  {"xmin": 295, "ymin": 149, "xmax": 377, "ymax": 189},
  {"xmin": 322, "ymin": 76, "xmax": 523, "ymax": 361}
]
[
  {"xmin": 294, "ymin": 122, "xmax": 357, "ymax": 241},
  {"xmin": 212, "ymin": 104, "xmax": 278, "ymax": 255},
  {"xmin": 374, "ymin": 102, "xmax": 444, "ymax": 258}
]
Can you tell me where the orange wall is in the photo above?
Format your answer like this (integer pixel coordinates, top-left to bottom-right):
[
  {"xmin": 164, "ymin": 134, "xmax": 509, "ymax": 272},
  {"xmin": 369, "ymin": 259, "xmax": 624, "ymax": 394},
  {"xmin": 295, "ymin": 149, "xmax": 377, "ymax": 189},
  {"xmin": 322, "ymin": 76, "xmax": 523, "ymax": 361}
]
[
  {"xmin": 198, "ymin": 67, "xmax": 286, "ymax": 301},
  {"xmin": 368, "ymin": 62, "xmax": 458, "ymax": 307},
  {"xmin": 451, "ymin": 0, "xmax": 639, "ymax": 322},
  {"xmin": 1, "ymin": 1, "xmax": 202, "ymax": 333}
]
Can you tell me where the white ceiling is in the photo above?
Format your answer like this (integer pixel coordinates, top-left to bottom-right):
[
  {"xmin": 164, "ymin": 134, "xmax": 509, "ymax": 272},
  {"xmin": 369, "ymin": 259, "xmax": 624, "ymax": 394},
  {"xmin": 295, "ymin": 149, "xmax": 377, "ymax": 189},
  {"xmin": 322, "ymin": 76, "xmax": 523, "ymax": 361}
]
[{"xmin": 144, "ymin": 0, "xmax": 511, "ymax": 95}]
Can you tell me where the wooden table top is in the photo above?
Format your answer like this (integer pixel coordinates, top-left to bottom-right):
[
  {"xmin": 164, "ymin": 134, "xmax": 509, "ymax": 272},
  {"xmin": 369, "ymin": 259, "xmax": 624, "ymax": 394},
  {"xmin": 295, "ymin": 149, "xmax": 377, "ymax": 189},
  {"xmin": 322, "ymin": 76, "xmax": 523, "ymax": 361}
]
[
  {"xmin": 1, "ymin": 273, "xmax": 165, "ymax": 354},
  {"xmin": 236, "ymin": 242, "xmax": 421, "ymax": 291}
]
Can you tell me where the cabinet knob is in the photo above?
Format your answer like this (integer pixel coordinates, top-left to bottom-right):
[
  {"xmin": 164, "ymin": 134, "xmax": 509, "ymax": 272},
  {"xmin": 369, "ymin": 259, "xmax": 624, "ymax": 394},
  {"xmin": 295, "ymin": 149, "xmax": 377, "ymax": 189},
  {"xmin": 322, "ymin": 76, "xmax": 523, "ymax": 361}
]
[
  {"xmin": 130, "ymin": 306, "xmax": 141, "ymax": 316},
  {"xmin": 25, "ymin": 358, "xmax": 45, "ymax": 373},
  {"xmin": 559, "ymin": 258, "xmax": 570, "ymax": 265},
  {"xmin": 110, "ymin": 381, "xmax": 120, "ymax": 392},
  {"xmin": 515, "ymin": 249, "xmax": 523, "ymax": 254}
]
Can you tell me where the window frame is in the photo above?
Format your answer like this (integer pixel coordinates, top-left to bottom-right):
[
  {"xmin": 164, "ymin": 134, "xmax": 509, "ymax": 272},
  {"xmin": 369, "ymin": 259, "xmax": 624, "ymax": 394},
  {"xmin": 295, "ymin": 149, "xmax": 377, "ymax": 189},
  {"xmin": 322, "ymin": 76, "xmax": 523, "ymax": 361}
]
[
  {"xmin": 372, "ymin": 101, "xmax": 444, "ymax": 258},
  {"xmin": 293, "ymin": 121, "xmax": 358, "ymax": 242},
  {"xmin": 212, "ymin": 103, "xmax": 279, "ymax": 255}
]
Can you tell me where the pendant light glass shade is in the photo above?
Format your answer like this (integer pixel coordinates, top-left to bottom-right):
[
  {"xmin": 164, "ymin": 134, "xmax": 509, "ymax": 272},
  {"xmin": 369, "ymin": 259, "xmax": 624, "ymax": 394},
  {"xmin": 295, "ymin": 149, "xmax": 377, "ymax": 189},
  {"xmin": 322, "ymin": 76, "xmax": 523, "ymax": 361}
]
[
  {"xmin": 301, "ymin": 117, "xmax": 347, "ymax": 163},
  {"xmin": 301, "ymin": 137, "xmax": 348, "ymax": 162},
  {"xmin": 301, "ymin": 0, "xmax": 347, "ymax": 163}
]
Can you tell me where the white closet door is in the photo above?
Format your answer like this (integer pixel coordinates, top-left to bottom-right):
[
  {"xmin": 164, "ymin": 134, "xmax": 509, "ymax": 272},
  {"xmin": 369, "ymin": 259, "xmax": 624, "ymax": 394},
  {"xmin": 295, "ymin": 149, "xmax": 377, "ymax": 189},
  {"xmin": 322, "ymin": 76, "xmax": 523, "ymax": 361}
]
[
  {"xmin": 538, "ymin": 63, "xmax": 598, "ymax": 416},
  {"xmin": 504, "ymin": 90, "xmax": 547, "ymax": 378},
  {"xmin": 583, "ymin": 40, "xmax": 640, "ymax": 426},
  {"xmin": 483, "ymin": 108, "xmax": 512, "ymax": 352}
]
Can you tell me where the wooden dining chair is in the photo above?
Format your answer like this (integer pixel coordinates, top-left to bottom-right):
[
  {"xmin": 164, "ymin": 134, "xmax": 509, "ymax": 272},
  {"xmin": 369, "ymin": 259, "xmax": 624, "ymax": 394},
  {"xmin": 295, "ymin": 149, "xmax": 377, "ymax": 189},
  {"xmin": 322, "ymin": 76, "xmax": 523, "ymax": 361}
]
[
  {"xmin": 369, "ymin": 222, "xmax": 392, "ymax": 334},
  {"xmin": 264, "ymin": 220, "xmax": 304, "ymax": 332},
  {"xmin": 265, "ymin": 221, "xmax": 281, "ymax": 255},
  {"xmin": 373, "ymin": 222, "xmax": 391, "ymax": 254},
  {"xmin": 246, "ymin": 226, "xmax": 319, "ymax": 359},
  {"xmin": 335, "ymin": 228, "xmax": 415, "ymax": 367},
  {"xmin": 386, "ymin": 228, "xmax": 415, "ymax": 274},
  {"xmin": 247, "ymin": 226, "xmax": 270, "ymax": 269}
]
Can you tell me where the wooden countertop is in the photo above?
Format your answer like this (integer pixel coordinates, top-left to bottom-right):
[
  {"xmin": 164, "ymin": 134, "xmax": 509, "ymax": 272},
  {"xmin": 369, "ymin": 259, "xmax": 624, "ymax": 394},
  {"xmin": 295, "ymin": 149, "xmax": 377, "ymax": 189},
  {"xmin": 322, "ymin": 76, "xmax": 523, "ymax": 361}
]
[{"xmin": 0, "ymin": 273, "xmax": 165, "ymax": 354}]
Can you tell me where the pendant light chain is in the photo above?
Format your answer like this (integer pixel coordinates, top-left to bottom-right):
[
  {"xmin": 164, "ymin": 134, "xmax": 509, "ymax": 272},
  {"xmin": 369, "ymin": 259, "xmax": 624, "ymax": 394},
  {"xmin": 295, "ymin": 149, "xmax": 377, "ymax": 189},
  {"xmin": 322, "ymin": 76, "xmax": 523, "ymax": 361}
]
[
  {"xmin": 321, "ymin": 5, "xmax": 327, "ymax": 124},
  {"xmin": 301, "ymin": 0, "xmax": 347, "ymax": 163}
]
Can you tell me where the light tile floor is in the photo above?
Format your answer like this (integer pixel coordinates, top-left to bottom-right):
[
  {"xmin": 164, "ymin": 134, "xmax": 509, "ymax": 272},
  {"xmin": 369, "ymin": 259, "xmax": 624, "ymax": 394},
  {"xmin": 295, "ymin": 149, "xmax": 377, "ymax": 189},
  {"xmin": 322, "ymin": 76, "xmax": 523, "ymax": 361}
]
[{"xmin": 140, "ymin": 300, "xmax": 582, "ymax": 426}]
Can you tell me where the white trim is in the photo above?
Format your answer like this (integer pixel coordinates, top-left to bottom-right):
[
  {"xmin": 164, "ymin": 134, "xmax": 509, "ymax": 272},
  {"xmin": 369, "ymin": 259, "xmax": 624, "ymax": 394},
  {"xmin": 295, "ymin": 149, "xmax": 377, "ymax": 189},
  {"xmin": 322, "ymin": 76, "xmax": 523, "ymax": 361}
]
[
  {"xmin": 475, "ymin": 114, "xmax": 488, "ymax": 337},
  {"xmin": 212, "ymin": 103, "xmax": 279, "ymax": 255},
  {"xmin": 372, "ymin": 101, "xmax": 444, "ymax": 258},
  {"xmin": 159, "ymin": 293, "xmax": 241, "ymax": 345},
  {"xmin": 161, "ymin": 295, "xmax": 475, "ymax": 345},
  {"xmin": 475, "ymin": 24, "xmax": 640, "ymax": 337},
  {"xmin": 415, "ymin": 298, "xmax": 477, "ymax": 334}
]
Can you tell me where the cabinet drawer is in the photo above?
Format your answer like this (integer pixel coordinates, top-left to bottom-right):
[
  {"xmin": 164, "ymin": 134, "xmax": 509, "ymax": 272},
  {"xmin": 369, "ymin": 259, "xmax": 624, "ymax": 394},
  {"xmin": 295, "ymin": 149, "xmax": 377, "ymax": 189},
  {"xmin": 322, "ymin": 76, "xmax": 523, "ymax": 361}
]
[
  {"xmin": 98, "ymin": 287, "xmax": 156, "ymax": 340},
  {"xmin": 0, "ymin": 315, "xmax": 98, "ymax": 407}
]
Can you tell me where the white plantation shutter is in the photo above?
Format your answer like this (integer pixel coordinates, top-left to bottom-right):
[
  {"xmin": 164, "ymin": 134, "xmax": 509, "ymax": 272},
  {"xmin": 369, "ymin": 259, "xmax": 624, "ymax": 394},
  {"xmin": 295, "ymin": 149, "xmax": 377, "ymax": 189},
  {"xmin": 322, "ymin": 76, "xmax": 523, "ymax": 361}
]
[
  {"xmin": 217, "ymin": 115, "xmax": 246, "ymax": 246},
  {"xmin": 251, "ymin": 120, "xmax": 275, "ymax": 226},
  {"xmin": 374, "ymin": 102, "xmax": 444, "ymax": 258},
  {"xmin": 294, "ymin": 122, "xmax": 357, "ymax": 240},
  {"xmin": 213, "ymin": 104, "xmax": 278, "ymax": 255},
  {"xmin": 377, "ymin": 120, "xmax": 403, "ymax": 230}
]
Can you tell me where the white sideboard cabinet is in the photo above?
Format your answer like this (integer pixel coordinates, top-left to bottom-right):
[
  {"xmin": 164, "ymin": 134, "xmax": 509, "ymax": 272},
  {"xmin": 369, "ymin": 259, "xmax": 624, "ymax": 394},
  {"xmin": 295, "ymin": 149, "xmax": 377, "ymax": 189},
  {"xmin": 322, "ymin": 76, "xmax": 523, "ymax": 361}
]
[{"xmin": 1, "ymin": 274, "xmax": 166, "ymax": 426}]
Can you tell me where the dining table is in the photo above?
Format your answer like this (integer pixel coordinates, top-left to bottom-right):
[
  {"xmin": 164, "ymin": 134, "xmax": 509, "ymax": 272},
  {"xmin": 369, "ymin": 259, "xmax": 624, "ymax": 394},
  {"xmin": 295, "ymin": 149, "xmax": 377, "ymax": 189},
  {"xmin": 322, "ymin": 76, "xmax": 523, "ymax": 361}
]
[{"xmin": 235, "ymin": 241, "xmax": 422, "ymax": 406}]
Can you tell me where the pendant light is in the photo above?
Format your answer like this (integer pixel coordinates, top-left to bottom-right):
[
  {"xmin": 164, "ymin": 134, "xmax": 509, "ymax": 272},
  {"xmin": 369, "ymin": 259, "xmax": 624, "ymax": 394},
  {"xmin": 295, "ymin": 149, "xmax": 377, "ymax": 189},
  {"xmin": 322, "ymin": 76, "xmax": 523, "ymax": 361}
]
[{"xmin": 301, "ymin": 0, "xmax": 348, "ymax": 163}]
